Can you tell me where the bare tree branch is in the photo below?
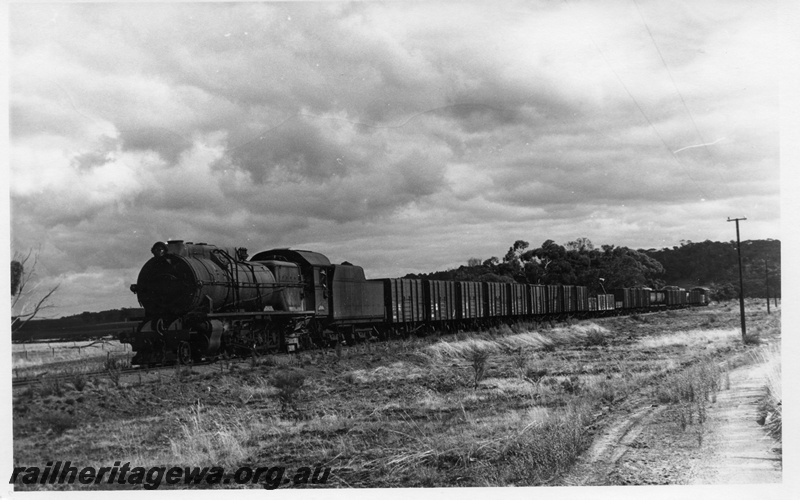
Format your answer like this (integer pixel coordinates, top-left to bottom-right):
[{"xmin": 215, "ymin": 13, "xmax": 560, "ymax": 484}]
[
  {"xmin": 11, "ymin": 283, "xmax": 60, "ymax": 332},
  {"xmin": 10, "ymin": 249, "xmax": 61, "ymax": 333}
]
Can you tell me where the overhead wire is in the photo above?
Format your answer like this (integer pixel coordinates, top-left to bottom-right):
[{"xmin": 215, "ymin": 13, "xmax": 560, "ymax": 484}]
[
  {"xmin": 561, "ymin": 0, "xmax": 712, "ymax": 202},
  {"xmin": 631, "ymin": 0, "xmax": 733, "ymax": 199}
]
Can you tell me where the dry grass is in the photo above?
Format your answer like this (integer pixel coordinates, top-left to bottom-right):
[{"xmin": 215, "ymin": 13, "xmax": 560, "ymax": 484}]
[
  {"xmin": 652, "ymin": 357, "xmax": 726, "ymax": 430},
  {"xmin": 169, "ymin": 402, "xmax": 267, "ymax": 467},
  {"xmin": 372, "ymin": 402, "xmax": 592, "ymax": 486},
  {"xmin": 636, "ymin": 328, "xmax": 739, "ymax": 350},
  {"xmin": 424, "ymin": 323, "xmax": 610, "ymax": 362},
  {"xmin": 752, "ymin": 343, "xmax": 781, "ymax": 441},
  {"xmin": 343, "ymin": 361, "xmax": 429, "ymax": 385},
  {"xmin": 13, "ymin": 340, "xmax": 130, "ymax": 367},
  {"xmin": 115, "ymin": 417, "xmax": 177, "ymax": 466}
]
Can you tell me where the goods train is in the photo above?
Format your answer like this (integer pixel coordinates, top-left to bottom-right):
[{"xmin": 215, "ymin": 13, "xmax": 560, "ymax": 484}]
[{"xmin": 120, "ymin": 240, "xmax": 709, "ymax": 365}]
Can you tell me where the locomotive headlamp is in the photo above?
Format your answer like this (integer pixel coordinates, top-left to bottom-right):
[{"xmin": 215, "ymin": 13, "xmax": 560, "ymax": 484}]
[{"xmin": 151, "ymin": 241, "xmax": 168, "ymax": 257}]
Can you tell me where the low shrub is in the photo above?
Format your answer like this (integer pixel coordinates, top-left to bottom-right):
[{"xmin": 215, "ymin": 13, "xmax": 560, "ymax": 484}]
[
  {"xmin": 525, "ymin": 368, "xmax": 548, "ymax": 383},
  {"xmin": 39, "ymin": 412, "xmax": 77, "ymax": 436},
  {"xmin": 743, "ymin": 333, "xmax": 762, "ymax": 345},
  {"xmin": 104, "ymin": 356, "xmax": 130, "ymax": 387},
  {"xmin": 559, "ymin": 375, "xmax": 581, "ymax": 394},
  {"xmin": 584, "ymin": 328, "xmax": 606, "ymax": 347},
  {"xmin": 71, "ymin": 371, "xmax": 88, "ymax": 392},
  {"xmin": 38, "ymin": 377, "xmax": 64, "ymax": 398},
  {"xmin": 462, "ymin": 343, "xmax": 492, "ymax": 389},
  {"xmin": 272, "ymin": 371, "xmax": 306, "ymax": 414}
]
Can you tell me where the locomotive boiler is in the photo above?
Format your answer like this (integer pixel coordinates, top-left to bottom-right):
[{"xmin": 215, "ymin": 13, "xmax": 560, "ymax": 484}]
[{"xmin": 123, "ymin": 240, "xmax": 316, "ymax": 365}]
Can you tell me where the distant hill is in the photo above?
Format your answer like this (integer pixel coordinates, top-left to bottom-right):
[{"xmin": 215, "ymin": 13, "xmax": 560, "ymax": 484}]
[
  {"xmin": 12, "ymin": 308, "xmax": 145, "ymax": 342},
  {"xmin": 643, "ymin": 239, "xmax": 780, "ymax": 300},
  {"xmin": 19, "ymin": 307, "xmax": 145, "ymax": 327}
]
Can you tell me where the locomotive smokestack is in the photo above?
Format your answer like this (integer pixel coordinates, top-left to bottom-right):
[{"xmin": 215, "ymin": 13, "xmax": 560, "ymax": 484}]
[{"xmin": 151, "ymin": 242, "xmax": 168, "ymax": 257}]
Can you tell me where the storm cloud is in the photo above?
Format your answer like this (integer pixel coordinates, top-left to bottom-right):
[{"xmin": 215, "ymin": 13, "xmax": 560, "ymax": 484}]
[{"xmin": 8, "ymin": 1, "xmax": 782, "ymax": 316}]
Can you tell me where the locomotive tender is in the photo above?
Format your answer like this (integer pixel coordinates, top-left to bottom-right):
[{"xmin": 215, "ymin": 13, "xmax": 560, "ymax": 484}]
[{"xmin": 121, "ymin": 240, "xmax": 709, "ymax": 365}]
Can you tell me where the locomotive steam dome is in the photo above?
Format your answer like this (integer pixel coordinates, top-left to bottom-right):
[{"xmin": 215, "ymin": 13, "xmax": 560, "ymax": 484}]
[{"xmin": 134, "ymin": 240, "xmax": 278, "ymax": 317}]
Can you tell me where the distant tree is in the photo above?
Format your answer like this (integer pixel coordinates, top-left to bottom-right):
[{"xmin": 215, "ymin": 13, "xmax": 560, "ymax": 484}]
[
  {"xmin": 596, "ymin": 245, "xmax": 664, "ymax": 289},
  {"xmin": 477, "ymin": 273, "xmax": 516, "ymax": 284},
  {"xmin": 518, "ymin": 239, "xmax": 664, "ymax": 291},
  {"xmin": 565, "ymin": 237, "xmax": 594, "ymax": 252},
  {"xmin": 482, "ymin": 256, "xmax": 500, "ymax": 267},
  {"xmin": 528, "ymin": 240, "xmax": 573, "ymax": 284},
  {"xmin": 500, "ymin": 240, "xmax": 529, "ymax": 281},
  {"xmin": 711, "ymin": 283, "xmax": 738, "ymax": 301},
  {"xmin": 11, "ymin": 250, "xmax": 60, "ymax": 333},
  {"xmin": 503, "ymin": 240, "xmax": 529, "ymax": 265},
  {"xmin": 11, "ymin": 260, "xmax": 23, "ymax": 296},
  {"xmin": 467, "ymin": 257, "xmax": 482, "ymax": 267}
]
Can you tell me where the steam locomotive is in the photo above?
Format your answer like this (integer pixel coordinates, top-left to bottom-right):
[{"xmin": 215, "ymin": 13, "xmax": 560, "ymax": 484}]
[{"xmin": 120, "ymin": 240, "xmax": 709, "ymax": 365}]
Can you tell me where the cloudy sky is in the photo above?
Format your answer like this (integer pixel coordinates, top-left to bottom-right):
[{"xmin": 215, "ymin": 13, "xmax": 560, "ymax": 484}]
[{"xmin": 7, "ymin": 1, "xmax": 783, "ymax": 317}]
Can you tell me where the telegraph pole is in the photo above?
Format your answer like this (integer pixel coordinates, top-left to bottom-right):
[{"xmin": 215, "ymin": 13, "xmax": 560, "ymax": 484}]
[
  {"xmin": 727, "ymin": 217, "xmax": 747, "ymax": 340},
  {"xmin": 765, "ymin": 260, "xmax": 770, "ymax": 314}
]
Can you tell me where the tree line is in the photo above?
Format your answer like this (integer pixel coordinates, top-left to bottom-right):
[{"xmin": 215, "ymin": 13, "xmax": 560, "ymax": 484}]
[
  {"xmin": 645, "ymin": 239, "xmax": 780, "ymax": 300},
  {"xmin": 404, "ymin": 238, "xmax": 780, "ymax": 301}
]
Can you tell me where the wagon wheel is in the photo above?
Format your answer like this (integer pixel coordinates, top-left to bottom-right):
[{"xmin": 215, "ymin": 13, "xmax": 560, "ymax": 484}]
[{"xmin": 177, "ymin": 341, "xmax": 193, "ymax": 365}]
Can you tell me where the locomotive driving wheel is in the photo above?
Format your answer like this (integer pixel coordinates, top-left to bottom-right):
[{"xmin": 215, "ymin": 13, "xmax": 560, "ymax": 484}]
[{"xmin": 177, "ymin": 341, "xmax": 193, "ymax": 365}]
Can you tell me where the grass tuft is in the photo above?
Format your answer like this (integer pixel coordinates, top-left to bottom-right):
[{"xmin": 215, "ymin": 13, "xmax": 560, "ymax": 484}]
[
  {"xmin": 753, "ymin": 344, "xmax": 781, "ymax": 441},
  {"xmin": 584, "ymin": 327, "xmax": 606, "ymax": 347},
  {"xmin": 169, "ymin": 402, "xmax": 267, "ymax": 467},
  {"xmin": 272, "ymin": 370, "xmax": 306, "ymax": 416},
  {"xmin": 38, "ymin": 412, "xmax": 77, "ymax": 436},
  {"xmin": 652, "ymin": 357, "xmax": 726, "ymax": 432}
]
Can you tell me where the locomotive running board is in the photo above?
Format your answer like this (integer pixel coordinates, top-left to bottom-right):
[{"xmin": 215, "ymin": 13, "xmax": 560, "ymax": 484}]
[{"xmin": 205, "ymin": 311, "xmax": 316, "ymax": 318}]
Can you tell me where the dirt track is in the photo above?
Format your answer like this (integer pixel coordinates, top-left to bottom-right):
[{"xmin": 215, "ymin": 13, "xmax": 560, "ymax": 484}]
[
  {"xmin": 690, "ymin": 362, "xmax": 781, "ymax": 484},
  {"xmin": 560, "ymin": 351, "xmax": 781, "ymax": 486}
]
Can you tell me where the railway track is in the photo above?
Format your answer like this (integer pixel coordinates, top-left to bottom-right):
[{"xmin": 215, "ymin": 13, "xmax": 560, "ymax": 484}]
[{"xmin": 11, "ymin": 360, "xmax": 218, "ymax": 389}]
